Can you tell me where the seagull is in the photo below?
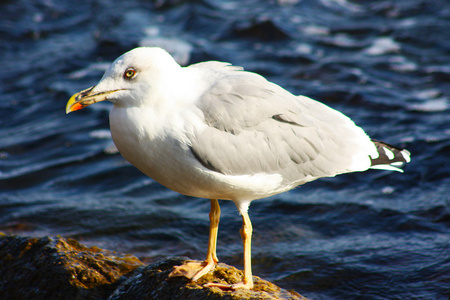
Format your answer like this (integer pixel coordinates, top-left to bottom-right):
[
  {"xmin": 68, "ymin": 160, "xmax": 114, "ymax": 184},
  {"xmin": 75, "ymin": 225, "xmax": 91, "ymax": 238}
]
[{"xmin": 66, "ymin": 47, "xmax": 411, "ymax": 289}]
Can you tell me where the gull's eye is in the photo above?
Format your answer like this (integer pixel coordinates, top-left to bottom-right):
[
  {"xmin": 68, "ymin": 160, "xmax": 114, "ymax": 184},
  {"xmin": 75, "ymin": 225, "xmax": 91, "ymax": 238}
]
[{"xmin": 124, "ymin": 68, "xmax": 136, "ymax": 79}]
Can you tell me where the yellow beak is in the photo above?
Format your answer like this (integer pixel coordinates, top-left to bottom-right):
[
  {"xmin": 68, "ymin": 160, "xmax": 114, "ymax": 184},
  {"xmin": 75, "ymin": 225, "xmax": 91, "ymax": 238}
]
[{"xmin": 65, "ymin": 86, "xmax": 121, "ymax": 114}]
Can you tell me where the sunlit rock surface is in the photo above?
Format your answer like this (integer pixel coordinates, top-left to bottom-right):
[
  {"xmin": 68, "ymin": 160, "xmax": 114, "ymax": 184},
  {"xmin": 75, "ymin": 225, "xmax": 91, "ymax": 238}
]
[
  {"xmin": 110, "ymin": 257, "xmax": 307, "ymax": 300},
  {"xmin": 0, "ymin": 234, "xmax": 143, "ymax": 299},
  {"xmin": 0, "ymin": 235, "xmax": 307, "ymax": 300}
]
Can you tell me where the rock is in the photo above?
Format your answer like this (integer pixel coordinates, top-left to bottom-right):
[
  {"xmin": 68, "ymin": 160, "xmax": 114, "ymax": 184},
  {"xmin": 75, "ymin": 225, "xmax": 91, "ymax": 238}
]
[
  {"xmin": 109, "ymin": 257, "xmax": 307, "ymax": 300},
  {"xmin": 0, "ymin": 234, "xmax": 308, "ymax": 299},
  {"xmin": 0, "ymin": 234, "xmax": 144, "ymax": 300}
]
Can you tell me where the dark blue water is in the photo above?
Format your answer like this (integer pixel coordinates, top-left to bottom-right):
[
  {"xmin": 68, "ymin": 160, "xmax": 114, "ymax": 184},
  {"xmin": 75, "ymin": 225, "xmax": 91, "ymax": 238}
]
[{"xmin": 1, "ymin": 1, "xmax": 449, "ymax": 299}]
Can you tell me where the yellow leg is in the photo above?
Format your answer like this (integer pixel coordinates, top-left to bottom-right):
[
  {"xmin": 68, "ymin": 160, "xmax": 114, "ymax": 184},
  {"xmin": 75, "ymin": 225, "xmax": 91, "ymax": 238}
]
[
  {"xmin": 204, "ymin": 210, "xmax": 254, "ymax": 289},
  {"xmin": 192, "ymin": 198, "xmax": 221, "ymax": 280},
  {"xmin": 207, "ymin": 198, "xmax": 220, "ymax": 264},
  {"xmin": 240, "ymin": 210, "xmax": 254, "ymax": 288},
  {"xmin": 169, "ymin": 199, "xmax": 221, "ymax": 280}
]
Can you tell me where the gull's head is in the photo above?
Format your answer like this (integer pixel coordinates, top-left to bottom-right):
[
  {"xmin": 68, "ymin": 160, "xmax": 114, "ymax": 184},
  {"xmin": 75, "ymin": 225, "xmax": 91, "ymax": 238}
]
[{"xmin": 66, "ymin": 47, "xmax": 181, "ymax": 113}]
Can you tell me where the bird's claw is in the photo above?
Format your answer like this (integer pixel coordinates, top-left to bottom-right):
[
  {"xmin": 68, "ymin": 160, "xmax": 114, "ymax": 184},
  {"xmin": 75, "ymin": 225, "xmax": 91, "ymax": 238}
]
[
  {"xmin": 168, "ymin": 260, "xmax": 217, "ymax": 281},
  {"xmin": 203, "ymin": 280, "xmax": 254, "ymax": 290}
]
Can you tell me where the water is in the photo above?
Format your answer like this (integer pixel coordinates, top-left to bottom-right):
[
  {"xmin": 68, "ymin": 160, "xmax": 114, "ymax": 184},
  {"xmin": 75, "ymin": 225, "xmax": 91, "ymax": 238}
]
[{"xmin": 1, "ymin": 0, "xmax": 449, "ymax": 299}]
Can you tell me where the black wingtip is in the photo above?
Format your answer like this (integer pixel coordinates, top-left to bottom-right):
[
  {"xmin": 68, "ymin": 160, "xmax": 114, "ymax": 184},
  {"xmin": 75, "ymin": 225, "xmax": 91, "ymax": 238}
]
[{"xmin": 370, "ymin": 140, "xmax": 411, "ymax": 172}]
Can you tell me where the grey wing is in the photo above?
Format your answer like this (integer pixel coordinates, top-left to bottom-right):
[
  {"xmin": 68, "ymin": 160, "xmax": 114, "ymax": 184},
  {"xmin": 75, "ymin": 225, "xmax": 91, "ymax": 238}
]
[{"xmin": 189, "ymin": 72, "xmax": 376, "ymax": 186}]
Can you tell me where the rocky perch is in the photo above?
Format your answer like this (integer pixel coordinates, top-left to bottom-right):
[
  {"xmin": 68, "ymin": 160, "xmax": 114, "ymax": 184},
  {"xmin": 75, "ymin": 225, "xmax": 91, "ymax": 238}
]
[{"xmin": 0, "ymin": 234, "xmax": 307, "ymax": 299}]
